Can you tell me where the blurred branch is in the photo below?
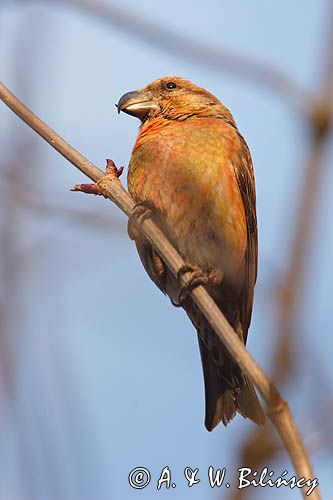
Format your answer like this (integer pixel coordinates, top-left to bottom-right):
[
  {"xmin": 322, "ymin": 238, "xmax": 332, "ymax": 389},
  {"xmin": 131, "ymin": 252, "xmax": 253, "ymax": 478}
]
[
  {"xmin": 37, "ymin": 0, "xmax": 315, "ymax": 114},
  {"xmin": 0, "ymin": 10, "xmax": 56, "ymax": 498},
  {"xmin": 21, "ymin": 196, "xmax": 126, "ymax": 232},
  {"xmin": 0, "ymin": 82, "xmax": 320, "ymax": 499},
  {"xmin": 230, "ymin": 396, "xmax": 333, "ymax": 500},
  {"xmin": 0, "ymin": 168, "xmax": 125, "ymax": 232},
  {"xmin": 277, "ymin": 0, "xmax": 332, "ymax": 384},
  {"xmin": 231, "ymin": 4, "xmax": 333, "ymax": 498},
  {"xmin": 273, "ymin": 0, "xmax": 332, "ymax": 399},
  {"xmin": 302, "ymin": 398, "xmax": 333, "ymax": 455}
]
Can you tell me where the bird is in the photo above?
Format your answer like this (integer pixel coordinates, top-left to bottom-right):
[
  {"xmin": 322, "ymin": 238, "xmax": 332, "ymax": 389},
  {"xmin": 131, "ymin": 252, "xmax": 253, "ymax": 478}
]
[{"xmin": 117, "ymin": 77, "xmax": 265, "ymax": 430}]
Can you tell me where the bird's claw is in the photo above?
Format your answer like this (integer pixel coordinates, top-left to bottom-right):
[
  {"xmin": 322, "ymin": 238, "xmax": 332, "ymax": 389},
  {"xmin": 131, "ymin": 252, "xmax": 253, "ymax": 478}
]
[
  {"xmin": 127, "ymin": 201, "xmax": 153, "ymax": 240},
  {"xmin": 171, "ymin": 264, "xmax": 220, "ymax": 307}
]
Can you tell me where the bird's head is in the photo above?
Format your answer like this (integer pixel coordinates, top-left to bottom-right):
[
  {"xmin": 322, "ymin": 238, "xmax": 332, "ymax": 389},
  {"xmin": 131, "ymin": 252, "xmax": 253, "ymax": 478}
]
[{"xmin": 117, "ymin": 77, "xmax": 234, "ymax": 124}]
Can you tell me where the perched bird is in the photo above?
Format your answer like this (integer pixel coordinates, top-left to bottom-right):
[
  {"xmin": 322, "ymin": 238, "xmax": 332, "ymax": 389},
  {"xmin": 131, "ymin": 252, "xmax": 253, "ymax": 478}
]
[{"xmin": 117, "ymin": 77, "xmax": 265, "ymax": 430}]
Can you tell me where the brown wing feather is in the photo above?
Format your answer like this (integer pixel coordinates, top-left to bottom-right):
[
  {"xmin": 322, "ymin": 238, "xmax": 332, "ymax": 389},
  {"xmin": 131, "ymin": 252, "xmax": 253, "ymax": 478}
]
[{"xmin": 232, "ymin": 134, "xmax": 258, "ymax": 341}]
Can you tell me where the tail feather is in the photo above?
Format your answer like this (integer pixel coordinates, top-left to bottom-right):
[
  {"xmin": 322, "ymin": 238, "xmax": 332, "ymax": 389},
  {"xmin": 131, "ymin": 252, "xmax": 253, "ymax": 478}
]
[
  {"xmin": 198, "ymin": 336, "xmax": 237, "ymax": 430},
  {"xmin": 236, "ymin": 375, "xmax": 265, "ymax": 426},
  {"xmin": 197, "ymin": 329, "xmax": 265, "ymax": 431},
  {"xmin": 184, "ymin": 288, "xmax": 265, "ymax": 430}
]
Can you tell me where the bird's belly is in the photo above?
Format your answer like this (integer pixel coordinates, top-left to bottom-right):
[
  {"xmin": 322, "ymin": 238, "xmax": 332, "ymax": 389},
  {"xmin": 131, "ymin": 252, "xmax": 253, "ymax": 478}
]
[
  {"xmin": 128, "ymin": 127, "xmax": 247, "ymax": 285},
  {"xmin": 164, "ymin": 198, "xmax": 244, "ymax": 283},
  {"xmin": 130, "ymin": 176, "xmax": 246, "ymax": 285}
]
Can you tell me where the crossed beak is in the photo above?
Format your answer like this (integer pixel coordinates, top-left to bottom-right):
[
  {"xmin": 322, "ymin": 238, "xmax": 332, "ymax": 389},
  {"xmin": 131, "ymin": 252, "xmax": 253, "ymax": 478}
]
[{"xmin": 117, "ymin": 90, "xmax": 160, "ymax": 121}]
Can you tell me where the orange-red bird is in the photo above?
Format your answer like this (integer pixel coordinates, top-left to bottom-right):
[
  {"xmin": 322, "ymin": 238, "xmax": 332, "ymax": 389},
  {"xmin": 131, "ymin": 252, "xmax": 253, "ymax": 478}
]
[{"xmin": 117, "ymin": 77, "xmax": 265, "ymax": 430}]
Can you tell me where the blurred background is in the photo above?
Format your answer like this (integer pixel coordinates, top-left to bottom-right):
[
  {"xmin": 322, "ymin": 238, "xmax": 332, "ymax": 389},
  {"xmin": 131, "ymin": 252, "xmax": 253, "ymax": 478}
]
[{"xmin": 1, "ymin": 0, "xmax": 333, "ymax": 499}]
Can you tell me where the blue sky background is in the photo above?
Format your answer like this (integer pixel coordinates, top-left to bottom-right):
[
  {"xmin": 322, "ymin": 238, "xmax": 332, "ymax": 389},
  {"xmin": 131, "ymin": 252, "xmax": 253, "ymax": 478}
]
[{"xmin": 1, "ymin": 1, "xmax": 333, "ymax": 499}]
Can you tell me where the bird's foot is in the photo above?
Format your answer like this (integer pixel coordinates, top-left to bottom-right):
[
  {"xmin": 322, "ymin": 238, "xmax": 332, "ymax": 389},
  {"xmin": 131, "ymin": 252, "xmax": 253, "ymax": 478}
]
[
  {"xmin": 171, "ymin": 264, "xmax": 221, "ymax": 307},
  {"xmin": 127, "ymin": 201, "xmax": 153, "ymax": 240},
  {"xmin": 151, "ymin": 250, "xmax": 166, "ymax": 279},
  {"xmin": 71, "ymin": 159, "xmax": 123, "ymax": 195}
]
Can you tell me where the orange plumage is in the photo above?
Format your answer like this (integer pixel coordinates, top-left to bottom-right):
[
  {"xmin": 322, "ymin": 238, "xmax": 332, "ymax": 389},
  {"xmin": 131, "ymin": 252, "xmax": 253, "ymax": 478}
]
[{"xmin": 118, "ymin": 77, "xmax": 265, "ymax": 430}]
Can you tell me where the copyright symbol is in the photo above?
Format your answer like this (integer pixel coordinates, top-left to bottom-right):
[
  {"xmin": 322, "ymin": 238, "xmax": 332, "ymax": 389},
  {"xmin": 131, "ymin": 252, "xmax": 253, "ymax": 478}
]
[{"xmin": 128, "ymin": 467, "xmax": 151, "ymax": 489}]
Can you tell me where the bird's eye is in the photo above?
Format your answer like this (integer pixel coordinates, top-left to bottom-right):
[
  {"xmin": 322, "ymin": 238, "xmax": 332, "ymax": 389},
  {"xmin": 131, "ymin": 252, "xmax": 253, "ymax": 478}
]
[{"xmin": 165, "ymin": 81, "xmax": 177, "ymax": 90}]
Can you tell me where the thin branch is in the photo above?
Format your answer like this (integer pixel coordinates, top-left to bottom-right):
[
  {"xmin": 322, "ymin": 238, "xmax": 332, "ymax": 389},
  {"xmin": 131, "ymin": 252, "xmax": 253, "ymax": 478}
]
[{"xmin": 0, "ymin": 82, "xmax": 320, "ymax": 499}]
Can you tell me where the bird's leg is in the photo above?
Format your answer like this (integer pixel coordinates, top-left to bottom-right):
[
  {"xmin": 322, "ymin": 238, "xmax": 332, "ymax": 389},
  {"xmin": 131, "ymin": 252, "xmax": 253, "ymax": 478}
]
[
  {"xmin": 171, "ymin": 264, "xmax": 221, "ymax": 307},
  {"xmin": 127, "ymin": 200, "xmax": 153, "ymax": 240}
]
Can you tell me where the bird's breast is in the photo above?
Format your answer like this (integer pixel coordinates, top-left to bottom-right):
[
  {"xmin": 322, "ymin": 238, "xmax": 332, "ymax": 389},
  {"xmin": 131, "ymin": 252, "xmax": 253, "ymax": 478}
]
[{"xmin": 128, "ymin": 119, "xmax": 247, "ymax": 284}]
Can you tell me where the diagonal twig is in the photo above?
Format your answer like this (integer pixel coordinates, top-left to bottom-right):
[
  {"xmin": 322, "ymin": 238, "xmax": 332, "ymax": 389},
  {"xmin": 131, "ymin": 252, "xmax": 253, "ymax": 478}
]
[{"xmin": 0, "ymin": 81, "xmax": 320, "ymax": 499}]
